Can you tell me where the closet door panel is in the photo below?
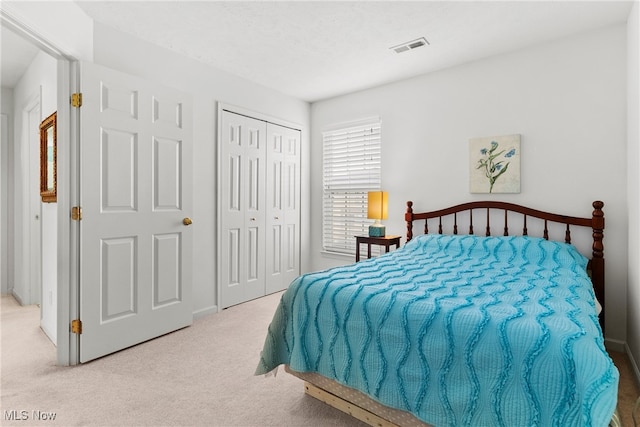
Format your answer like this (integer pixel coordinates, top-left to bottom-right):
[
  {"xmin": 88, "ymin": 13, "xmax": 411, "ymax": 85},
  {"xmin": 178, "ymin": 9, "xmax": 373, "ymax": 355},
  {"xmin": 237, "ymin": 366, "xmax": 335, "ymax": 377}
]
[
  {"xmin": 220, "ymin": 111, "xmax": 265, "ymax": 308},
  {"xmin": 220, "ymin": 109, "xmax": 300, "ymax": 306},
  {"xmin": 282, "ymin": 129, "xmax": 300, "ymax": 287},
  {"xmin": 266, "ymin": 124, "xmax": 300, "ymax": 294},
  {"xmin": 243, "ymin": 120, "xmax": 265, "ymax": 303}
]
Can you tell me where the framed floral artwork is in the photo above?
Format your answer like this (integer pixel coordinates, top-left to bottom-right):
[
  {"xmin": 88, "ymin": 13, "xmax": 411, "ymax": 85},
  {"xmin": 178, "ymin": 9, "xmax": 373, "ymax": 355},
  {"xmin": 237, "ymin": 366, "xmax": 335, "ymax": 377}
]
[{"xmin": 469, "ymin": 134, "xmax": 520, "ymax": 193}]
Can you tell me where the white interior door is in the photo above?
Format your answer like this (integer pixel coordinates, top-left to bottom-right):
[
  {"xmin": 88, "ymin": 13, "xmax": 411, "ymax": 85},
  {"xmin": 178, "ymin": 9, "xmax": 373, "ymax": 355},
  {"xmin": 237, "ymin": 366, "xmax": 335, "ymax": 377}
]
[
  {"xmin": 79, "ymin": 62, "xmax": 193, "ymax": 363},
  {"xmin": 265, "ymin": 123, "xmax": 300, "ymax": 294},
  {"xmin": 28, "ymin": 103, "xmax": 42, "ymax": 306},
  {"xmin": 219, "ymin": 111, "xmax": 266, "ymax": 308}
]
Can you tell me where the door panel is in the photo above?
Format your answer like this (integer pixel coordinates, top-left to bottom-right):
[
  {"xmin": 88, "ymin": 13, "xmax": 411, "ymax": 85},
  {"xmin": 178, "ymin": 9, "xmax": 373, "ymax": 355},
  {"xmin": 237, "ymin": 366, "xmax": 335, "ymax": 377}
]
[
  {"xmin": 286, "ymin": 223, "xmax": 296, "ymax": 271},
  {"xmin": 79, "ymin": 62, "xmax": 192, "ymax": 362},
  {"xmin": 101, "ymin": 128, "xmax": 137, "ymax": 211},
  {"xmin": 219, "ymin": 111, "xmax": 266, "ymax": 308},
  {"xmin": 153, "ymin": 233, "xmax": 182, "ymax": 306},
  {"xmin": 270, "ymin": 225, "xmax": 282, "ymax": 275},
  {"xmin": 153, "ymin": 137, "xmax": 182, "ymax": 210},
  {"xmin": 227, "ymin": 228, "xmax": 241, "ymax": 286},
  {"xmin": 248, "ymin": 226, "xmax": 260, "ymax": 282},
  {"xmin": 266, "ymin": 124, "xmax": 300, "ymax": 294},
  {"xmin": 283, "ymin": 130, "xmax": 300, "ymax": 285}
]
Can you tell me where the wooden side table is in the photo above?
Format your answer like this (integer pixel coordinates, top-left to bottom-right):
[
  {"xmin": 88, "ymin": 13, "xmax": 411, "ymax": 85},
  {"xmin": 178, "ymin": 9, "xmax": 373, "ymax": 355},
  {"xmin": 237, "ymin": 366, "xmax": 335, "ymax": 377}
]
[{"xmin": 355, "ymin": 235, "xmax": 401, "ymax": 262}]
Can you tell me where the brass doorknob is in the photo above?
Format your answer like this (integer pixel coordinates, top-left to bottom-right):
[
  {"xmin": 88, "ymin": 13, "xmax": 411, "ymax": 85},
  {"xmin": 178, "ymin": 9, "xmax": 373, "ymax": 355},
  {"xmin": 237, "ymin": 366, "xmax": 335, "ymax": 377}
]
[{"xmin": 183, "ymin": 217, "xmax": 193, "ymax": 226}]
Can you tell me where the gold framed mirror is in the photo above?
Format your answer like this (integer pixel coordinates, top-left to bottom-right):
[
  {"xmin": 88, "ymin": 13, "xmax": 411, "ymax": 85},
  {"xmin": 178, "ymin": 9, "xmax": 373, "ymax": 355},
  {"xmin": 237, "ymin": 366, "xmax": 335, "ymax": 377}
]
[{"xmin": 40, "ymin": 112, "xmax": 57, "ymax": 203}]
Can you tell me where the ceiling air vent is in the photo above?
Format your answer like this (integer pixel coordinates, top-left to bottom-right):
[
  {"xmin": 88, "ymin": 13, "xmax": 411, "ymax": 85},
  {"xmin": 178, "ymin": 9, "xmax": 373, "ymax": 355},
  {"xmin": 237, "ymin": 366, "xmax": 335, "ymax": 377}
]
[{"xmin": 390, "ymin": 37, "xmax": 429, "ymax": 54}]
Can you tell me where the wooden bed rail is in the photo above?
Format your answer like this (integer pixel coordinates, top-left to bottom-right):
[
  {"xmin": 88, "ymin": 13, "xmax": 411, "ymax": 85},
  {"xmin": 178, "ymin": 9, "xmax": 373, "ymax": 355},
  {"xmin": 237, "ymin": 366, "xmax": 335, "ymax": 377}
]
[{"xmin": 405, "ymin": 200, "xmax": 606, "ymax": 331}]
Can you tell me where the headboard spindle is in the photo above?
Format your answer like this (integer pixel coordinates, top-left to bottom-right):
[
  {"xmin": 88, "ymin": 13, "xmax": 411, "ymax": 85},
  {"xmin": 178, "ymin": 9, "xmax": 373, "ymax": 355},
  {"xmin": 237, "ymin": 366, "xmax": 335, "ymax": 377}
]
[
  {"xmin": 453, "ymin": 213, "xmax": 458, "ymax": 235},
  {"xmin": 543, "ymin": 220, "xmax": 549, "ymax": 240},
  {"xmin": 485, "ymin": 208, "xmax": 490, "ymax": 236},
  {"xmin": 503, "ymin": 210, "xmax": 509, "ymax": 236}
]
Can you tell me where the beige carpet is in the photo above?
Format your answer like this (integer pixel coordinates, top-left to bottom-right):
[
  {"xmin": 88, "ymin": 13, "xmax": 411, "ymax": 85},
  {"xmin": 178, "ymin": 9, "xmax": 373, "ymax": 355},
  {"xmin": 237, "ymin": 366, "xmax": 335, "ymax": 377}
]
[
  {"xmin": 1, "ymin": 293, "xmax": 367, "ymax": 427},
  {"xmin": 1, "ymin": 293, "xmax": 638, "ymax": 427}
]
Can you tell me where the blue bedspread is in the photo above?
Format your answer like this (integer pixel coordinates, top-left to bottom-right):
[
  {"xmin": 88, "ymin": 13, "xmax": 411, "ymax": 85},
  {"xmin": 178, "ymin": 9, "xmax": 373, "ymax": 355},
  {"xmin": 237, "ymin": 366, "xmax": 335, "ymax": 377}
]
[{"xmin": 256, "ymin": 235, "xmax": 618, "ymax": 427}]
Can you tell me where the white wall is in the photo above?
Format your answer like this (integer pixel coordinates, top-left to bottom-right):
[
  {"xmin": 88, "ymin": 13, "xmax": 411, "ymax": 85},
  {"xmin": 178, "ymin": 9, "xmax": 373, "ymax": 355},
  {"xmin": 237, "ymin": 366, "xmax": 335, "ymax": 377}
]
[
  {"xmin": 1, "ymin": 88, "xmax": 14, "ymax": 296},
  {"xmin": 9, "ymin": 49, "xmax": 58, "ymax": 345},
  {"xmin": 92, "ymin": 22, "xmax": 311, "ymax": 316},
  {"xmin": 311, "ymin": 24, "xmax": 628, "ymax": 343},
  {"xmin": 11, "ymin": 51, "xmax": 57, "ymax": 308},
  {"xmin": 626, "ymin": 0, "xmax": 640, "ymax": 381}
]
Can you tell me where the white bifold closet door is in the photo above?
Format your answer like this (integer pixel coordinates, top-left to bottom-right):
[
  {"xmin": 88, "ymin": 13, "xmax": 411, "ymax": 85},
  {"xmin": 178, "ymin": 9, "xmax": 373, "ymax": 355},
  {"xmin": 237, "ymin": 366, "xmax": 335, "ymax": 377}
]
[
  {"xmin": 265, "ymin": 123, "xmax": 300, "ymax": 295},
  {"xmin": 219, "ymin": 110, "xmax": 300, "ymax": 309}
]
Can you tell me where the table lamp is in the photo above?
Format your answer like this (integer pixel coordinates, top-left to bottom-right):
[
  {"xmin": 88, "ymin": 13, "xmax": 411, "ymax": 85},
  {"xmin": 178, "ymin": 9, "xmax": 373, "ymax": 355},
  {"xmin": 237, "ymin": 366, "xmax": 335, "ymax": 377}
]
[{"xmin": 367, "ymin": 191, "xmax": 388, "ymax": 237}]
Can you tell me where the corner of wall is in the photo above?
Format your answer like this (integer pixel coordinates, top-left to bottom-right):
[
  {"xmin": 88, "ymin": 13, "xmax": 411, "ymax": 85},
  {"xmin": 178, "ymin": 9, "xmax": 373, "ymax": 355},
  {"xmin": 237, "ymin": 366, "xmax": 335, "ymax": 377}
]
[{"xmin": 627, "ymin": 0, "xmax": 640, "ymax": 388}]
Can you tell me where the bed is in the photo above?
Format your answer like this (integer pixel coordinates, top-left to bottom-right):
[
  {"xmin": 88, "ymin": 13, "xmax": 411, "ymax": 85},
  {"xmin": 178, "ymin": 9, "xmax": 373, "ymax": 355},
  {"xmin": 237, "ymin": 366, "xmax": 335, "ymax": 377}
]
[{"xmin": 256, "ymin": 200, "xmax": 619, "ymax": 427}]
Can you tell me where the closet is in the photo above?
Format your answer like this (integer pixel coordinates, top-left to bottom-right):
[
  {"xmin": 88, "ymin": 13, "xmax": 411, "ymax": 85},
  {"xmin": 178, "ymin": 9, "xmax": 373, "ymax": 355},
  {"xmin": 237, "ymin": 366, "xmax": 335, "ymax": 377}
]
[{"xmin": 219, "ymin": 108, "xmax": 301, "ymax": 308}]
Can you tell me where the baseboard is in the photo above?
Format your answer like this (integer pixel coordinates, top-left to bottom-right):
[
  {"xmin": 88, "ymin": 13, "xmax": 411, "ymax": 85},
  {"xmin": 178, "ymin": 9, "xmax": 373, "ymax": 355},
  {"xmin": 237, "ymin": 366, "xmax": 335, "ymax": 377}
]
[
  {"xmin": 625, "ymin": 343, "xmax": 640, "ymax": 390},
  {"xmin": 193, "ymin": 305, "xmax": 218, "ymax": 320},
  {"xmin": 606, "ymin": 338, "xmax": 627, "ymax": 353},
  {"xmin": 11, "ymin": 289, "xmax": 25, "ymax": 306}
]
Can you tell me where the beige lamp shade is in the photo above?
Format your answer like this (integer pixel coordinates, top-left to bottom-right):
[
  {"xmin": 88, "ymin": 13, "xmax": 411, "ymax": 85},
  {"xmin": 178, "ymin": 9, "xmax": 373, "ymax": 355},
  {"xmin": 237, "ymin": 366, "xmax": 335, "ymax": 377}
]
[
  {"xmin": 367, "ymin": 191, "xmax": 388, "ymax": 237},
  {"xmin": 367, "ymin": 191, "xmax": 388, "ymax": 221}
]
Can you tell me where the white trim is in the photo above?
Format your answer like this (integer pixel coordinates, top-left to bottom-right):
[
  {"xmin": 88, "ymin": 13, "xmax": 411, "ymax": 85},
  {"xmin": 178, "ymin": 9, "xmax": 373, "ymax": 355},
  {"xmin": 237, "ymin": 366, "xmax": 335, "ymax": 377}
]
[
  {"xmin": 56, "ymin": 59, "xmax": 78, "ymax": 366},
  {"xmin": 216, "ymin": 104, "xmax": 222, "ymax": 313},
  {"xmin": 320, "ymin": 250, "xmax": 353, "ymax": 261},
  {"xmin": 218, "ymin": 102, "xmax": 302, "ymax": 131},
  {"xmin": 0, "ymin": 9, "xmax": 66, "ymax": 59},
  {"xmin": 193, "ymin": 305, "xmax": 218, "ymax": 320},
  {"xmin": 0, "ymin": 4, "xmax": 92, "ymax": 62},
  {"xmin": 0, "ymin": 113, "xmax": 7, "ymax": 296},
  {"xmin": 605, "ymin": 338, "xmax": 626, "ymax": 353},
  {"xmin": 626, "ymin": 342, "xmax": 640, "ymax": 390}
]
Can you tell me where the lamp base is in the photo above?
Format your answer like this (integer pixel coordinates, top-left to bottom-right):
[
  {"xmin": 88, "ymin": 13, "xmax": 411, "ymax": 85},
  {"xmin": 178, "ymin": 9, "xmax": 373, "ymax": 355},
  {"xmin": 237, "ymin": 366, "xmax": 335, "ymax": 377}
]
[{"xmin": 368, "ymin": 224, "xmax": 386, "ymax": 237}]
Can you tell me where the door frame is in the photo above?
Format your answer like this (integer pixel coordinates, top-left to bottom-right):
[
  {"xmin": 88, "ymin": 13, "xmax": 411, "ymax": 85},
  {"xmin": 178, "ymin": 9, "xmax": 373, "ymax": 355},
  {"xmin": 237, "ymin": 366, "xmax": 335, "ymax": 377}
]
[
  {"xmin": 1, "ymin": 9, "xmax": 78, "ymax": 365},
  {"xmin": 0, "ymin": 113, "xmax": 6, "ymax": 296}
]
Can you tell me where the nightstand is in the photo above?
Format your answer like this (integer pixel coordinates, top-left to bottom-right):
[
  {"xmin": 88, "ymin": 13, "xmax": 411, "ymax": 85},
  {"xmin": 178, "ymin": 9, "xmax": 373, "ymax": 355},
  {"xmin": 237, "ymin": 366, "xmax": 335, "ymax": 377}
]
[{"xmin": 355, "ymin": 235, "xmax": 401, "ymax": 262}]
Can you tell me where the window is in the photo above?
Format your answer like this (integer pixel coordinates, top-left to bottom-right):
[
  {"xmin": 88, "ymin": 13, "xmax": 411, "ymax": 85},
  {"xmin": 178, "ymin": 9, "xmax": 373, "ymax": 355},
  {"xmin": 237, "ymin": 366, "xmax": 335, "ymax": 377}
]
[{"xmin": 322, "ymin": 120, "xmax": 381, "ymax": 254}]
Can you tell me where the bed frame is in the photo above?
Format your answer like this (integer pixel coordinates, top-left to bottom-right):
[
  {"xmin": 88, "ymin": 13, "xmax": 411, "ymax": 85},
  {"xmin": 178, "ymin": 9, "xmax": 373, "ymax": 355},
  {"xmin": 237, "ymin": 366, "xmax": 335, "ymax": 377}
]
[{"xmin": 289, "ymin": 200, "xmax": 611, "ymax": 427}]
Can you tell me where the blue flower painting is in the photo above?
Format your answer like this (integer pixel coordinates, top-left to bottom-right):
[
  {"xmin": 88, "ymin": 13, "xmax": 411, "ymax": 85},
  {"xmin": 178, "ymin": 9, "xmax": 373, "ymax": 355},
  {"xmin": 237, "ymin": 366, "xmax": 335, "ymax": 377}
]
[{"xmin": 470, "ymin": 134, "xmax": 520, "ymax": 193}]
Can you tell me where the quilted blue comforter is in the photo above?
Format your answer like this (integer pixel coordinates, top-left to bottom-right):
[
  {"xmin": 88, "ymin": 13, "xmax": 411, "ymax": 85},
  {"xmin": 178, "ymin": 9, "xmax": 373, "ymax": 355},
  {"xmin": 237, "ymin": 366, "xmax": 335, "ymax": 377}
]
[{"xmin": 256, "ymin": 235, "xmax": 618, "ymax": 426}]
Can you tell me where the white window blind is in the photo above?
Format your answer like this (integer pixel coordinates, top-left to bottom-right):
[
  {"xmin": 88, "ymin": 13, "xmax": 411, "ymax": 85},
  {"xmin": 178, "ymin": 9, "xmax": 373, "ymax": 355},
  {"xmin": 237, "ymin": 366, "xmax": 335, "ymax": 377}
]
[{"xmin": 323, "ymin": 121, "xmax": 381, "ymax": 254}]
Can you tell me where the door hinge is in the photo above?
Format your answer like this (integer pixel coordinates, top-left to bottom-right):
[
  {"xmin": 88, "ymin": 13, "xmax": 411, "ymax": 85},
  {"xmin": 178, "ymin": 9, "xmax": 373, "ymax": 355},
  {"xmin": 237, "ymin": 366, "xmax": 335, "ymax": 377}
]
[
  {"xmin": 71, "ymin": 206, "xmax": 82, "ymax": 221},
  {"xmin": 71, "ymin": 93, "xmax": 82, "ymax": 108},
  {"xmin": 71, "ymin": 319, "xmax": 82, "ymax": 334}
]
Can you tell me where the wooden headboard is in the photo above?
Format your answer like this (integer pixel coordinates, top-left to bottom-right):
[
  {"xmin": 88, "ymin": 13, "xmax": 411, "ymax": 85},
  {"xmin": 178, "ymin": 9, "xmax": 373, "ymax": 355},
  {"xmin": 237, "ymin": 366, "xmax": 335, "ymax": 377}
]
[{"xmin": 405, "ymin": 200, "xmax": 606, "ymax": 331}]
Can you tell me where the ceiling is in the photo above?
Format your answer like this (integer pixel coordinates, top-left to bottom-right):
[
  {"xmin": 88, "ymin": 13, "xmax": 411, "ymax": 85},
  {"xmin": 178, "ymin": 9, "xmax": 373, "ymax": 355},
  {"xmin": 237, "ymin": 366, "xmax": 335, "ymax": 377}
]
[{"xmin": 2, "ymin": 1, "xmax": 635, "ymax": 102}]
